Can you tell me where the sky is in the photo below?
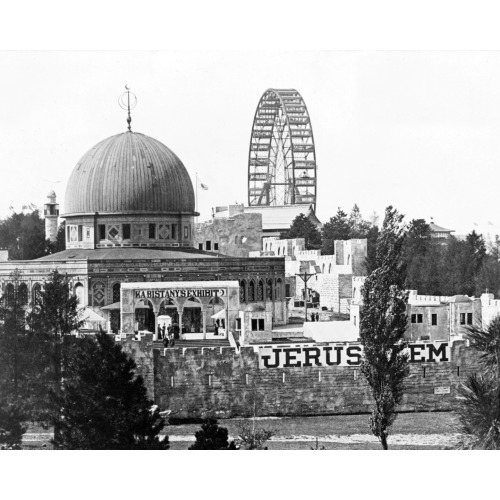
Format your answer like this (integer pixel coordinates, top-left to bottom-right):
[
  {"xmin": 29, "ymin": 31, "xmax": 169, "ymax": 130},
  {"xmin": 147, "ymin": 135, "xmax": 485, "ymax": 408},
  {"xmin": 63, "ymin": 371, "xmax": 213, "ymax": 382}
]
[{"xmin": 1, "ymin": 50, "xmax": 500, "ymax": 239}]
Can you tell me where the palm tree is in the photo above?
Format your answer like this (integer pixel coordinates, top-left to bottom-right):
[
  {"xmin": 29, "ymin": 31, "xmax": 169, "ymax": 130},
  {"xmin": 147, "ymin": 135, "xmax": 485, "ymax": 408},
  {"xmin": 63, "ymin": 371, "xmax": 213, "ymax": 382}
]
[{"xmin": 457, "ymin": 316, "xmax": 500, "ymax": 449}]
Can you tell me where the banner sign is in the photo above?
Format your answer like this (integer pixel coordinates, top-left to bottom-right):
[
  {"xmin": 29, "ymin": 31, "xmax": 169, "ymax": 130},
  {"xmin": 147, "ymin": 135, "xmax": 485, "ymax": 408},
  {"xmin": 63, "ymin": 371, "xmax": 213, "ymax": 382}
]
[
  {"xmin": 258, "ymin": 341, "xmax": 450, "ymax": 369},
  {"xmin": 134, "ymin": 288, "xmax": 226, "ymax": 300}
]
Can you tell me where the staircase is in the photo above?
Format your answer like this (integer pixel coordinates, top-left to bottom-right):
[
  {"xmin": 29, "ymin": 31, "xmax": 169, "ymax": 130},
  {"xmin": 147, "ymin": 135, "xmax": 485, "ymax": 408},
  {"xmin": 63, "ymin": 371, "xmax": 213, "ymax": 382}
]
[{"xmin": 153, "ymin": 338, "xmax": 231, "ymax": 349}]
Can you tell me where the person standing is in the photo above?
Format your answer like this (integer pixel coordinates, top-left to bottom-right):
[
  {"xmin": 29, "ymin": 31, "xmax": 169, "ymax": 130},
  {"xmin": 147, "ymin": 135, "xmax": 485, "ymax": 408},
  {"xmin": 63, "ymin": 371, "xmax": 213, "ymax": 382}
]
[{"xmin": 315, "ymin": 312, "xmax": 319, "ymax": 322}]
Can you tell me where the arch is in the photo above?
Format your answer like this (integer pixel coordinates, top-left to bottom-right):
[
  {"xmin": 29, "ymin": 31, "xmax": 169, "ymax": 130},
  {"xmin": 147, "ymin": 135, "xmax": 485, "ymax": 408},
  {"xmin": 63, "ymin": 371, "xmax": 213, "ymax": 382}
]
[
  {"xmin": 112, "ymin": 282, "xmax": 121, "ymax": 303},
  {"xmin": 328, "ymin": 263, "xmax": 332, "ymax": 273},
  {"xmin": 32, "ymin": 282, "xmax": 42, "ymax": 307},
  {"xmin": 266, "ymin": 279, "xmax": 273, "ymax": 300},
  {"xmin": 265, "ymin": 242, "xmax": 268, "ymax": 252},
  {"xmin": 322, "ymin": 263, "xmax": 325, "ymax": 273},
  {"xmin": 275, "ymin": 278, "xmax": 283, "ymax": 301},
  {"xmin": 18, "ymin": 283, "xmax": 28, "ymax": 306},
  {"xmin": 134, "ymin": 299, "xmax": 154, "ymax": 332},
  {"xmin": 257, "ymin": 279, "xmax": 264, "ymax": 301},
  {"xmin": 74, "ymin": 282, "xmax": 84, "ymax": 306},
  {"xmin": 248, "ymin": 280, "xmax": 256, "ymax": 302},
  {"xmin": 277, "ymin": 247, "xmax": 281, "ymax": 256},
  {"xmin": 92, "ymin": 281, "xmax": 105, "ymax": 306},
  {"xmin": 239, "ymin": 279, "xmax": 247, "ymax": 303},
  {"xmin": 5, "ymin": 283, "xmax": 14, "ymax": 307}
]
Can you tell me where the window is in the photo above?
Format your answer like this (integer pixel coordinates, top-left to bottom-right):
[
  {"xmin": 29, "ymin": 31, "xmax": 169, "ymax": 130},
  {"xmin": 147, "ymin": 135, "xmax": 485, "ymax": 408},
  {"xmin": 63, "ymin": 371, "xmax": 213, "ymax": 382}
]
[
  {"xmin": 354, "ymin": 316, "xmax": 357, "ymax": 326},
  {"xmin": 123, "ymin": 224, "xmax": 131, "ymax": 239},
  {"xmin": 198, "ymin": 243, "xmax": 203, "ymax": 250},
  {"xmin": 67, "ymin": 225, "xmax": 71, "ymax": 241},
  {"xmin": 285, "ymin": 284, "xmax": 291, "ymax": 298},
  {"xmin": 251, "ymin": 318, "xmax": 265, "ymax": 331},
  {"xmin": 248, "ymin": 280, "xmax": 255, "ymax": 302},
  {"xmin": 467, "ymin": 313, "xmax": 473, "ymax": 325},
  {"xmin": 411, "ymin": 314, "xmax": 416, "ymax": 323},
  {"xmin": 417, "ymin": 314, "xmax": 423, "ymax": 324},
  {"xmin": 112, "ymin": 283, "xmax": 121, "ymax": 303},
  {"xmin": 206, "ymin": 241, "xmax": 212, "ymax": 251},
  {"xmin": 78, "ymin": 225, "xmax": 83, "ymax": 241},
  {"xmin": 431, "ymin": 314, "xmax": 437, "ymax": 326},
  {"xmin": 98, "ymin": 224, "xmax": 106, "ymax": 240},
  {"xmin": 214, "ymin": 243, "xmax": 219, "ymax": 251},
  {"xmin": 236, "ymin": 318, "xmax": 241, "ymax": 330},
  {"xmin": 85, "ymin": 228, "xmax": 91, "ymax": 239},
  {"xmin": 171, "ymin": 224, "xmax": 177, "ymax": 240},
  {"xmin": 149, "ymin": 224, "xmax": 156, "ymax": 239},
  {"xmin": 240, "ymin": 280, "xmax": 247, "ymax": 302},
  {"xmin": 460, "ymin": 313, "xmax": 466, "ymax": 325},
  {"xmin": 184, "ymin": 226, "xmax": 189, "ymax": 239}
]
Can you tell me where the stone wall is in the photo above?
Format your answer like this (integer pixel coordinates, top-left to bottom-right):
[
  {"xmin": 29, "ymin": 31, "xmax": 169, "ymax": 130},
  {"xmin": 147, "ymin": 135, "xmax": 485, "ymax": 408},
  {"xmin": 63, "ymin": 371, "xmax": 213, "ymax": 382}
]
[{"xmin": 122, "ymin": 338, "xmax": 482, "ymax": 419}]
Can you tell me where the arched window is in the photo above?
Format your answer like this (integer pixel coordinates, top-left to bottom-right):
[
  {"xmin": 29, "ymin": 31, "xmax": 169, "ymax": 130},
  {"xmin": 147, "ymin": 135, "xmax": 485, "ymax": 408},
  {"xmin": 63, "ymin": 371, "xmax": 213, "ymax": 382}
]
[
  {"xmin": 266, "ymin": 279, "xmax": 273, "ymax": 300},
  {"xmin": 265, "ymin": 243, "xmax": 268, "ymax": 251},
  {"xmin": 322, "ymin": 264, "xmax": 325, "ymax": 273},
  {"xmin": 92, "ymin": 281, "xmax": 105, "ymax": 306},
  {"xmin": 353, "ymin": 287, "xmax": 356, "ymax": 299},
  {"xmin": 18, "ymin": 283, "xmax": 28, "ymax": 306},
  {"xmin": 32, "ymin": 283, "xmax": 41, "ymax": 307},
  {"xmin": 328, "ymin": 263, "xmax": 332, "ymax": 273},
  {"xmin": 275, "ymin": 278, "xmax": 283, "ymax": 301},
  {"xmin": 5, "ymin": 283, "xmax": 14, "ymax": 307},
  {"xmin": 277, "ymin": 248, "xmax": 281, "ymax": 256},
  {"xmin": 347, "ymin": 254, "xmax": 351, "ymax": 265},
  {"xmin": 257, "ymin": 280, "xmax": 264, "ymax": 301},
  {"xmin": 239, "ymin": 280, "xmax": 247, "ymax": 303},
  {"xmin": 74, "ymin": 282, "xmax": 84, "ymax": 306},
  {"xmin": 248, "ymin": 280, "xmax": 255, "ymax": 302},
  {"xmin": 112, "ymin": 282, "xmax": 121, "ymax": 303}
]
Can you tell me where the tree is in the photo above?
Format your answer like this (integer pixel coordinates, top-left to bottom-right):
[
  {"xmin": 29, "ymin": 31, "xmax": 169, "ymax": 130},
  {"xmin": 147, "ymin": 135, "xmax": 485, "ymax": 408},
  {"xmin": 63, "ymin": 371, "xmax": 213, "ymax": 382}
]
[
  {"xmin": 27, "ymin": 269, "xmax": 83, "ymax": 445},
  {"xmin": 236, "ymin": 421, "xmax": 275, "ymax": 450},
  {"xmin": 457, "ymin": 316, "xmax": 500, "ymax": 450},
  {"xmin": 46, "ymin": 221, "xmax": 66, "ymax": 254},
  {"xmin": 0, "ymin": 208, "xmax": 50, "ymax": 260},
  {"xmin": 281, "ymin": 213, "xmax": 322, "ymax": 250},
  {"xmin": 0, "ymin": 270, "xmax": 50, "ymax": 447},
  {"xmin": 189, "ymin": 418, "xmax": 236, "ymax": 450},
  {"xmin": 348, "ymin": 204, "xmax": 372, "ymax": 238},
  {"xmin": 321, "ymin": 208, "xmax": 350, "ymax": 254},
  {"xmin": 53, "ymin": 332, "xmax": 169, "ymax": 450},
  {"xmin": 359, "ymin": 206, "xmax": 410, "ymax": 450}
]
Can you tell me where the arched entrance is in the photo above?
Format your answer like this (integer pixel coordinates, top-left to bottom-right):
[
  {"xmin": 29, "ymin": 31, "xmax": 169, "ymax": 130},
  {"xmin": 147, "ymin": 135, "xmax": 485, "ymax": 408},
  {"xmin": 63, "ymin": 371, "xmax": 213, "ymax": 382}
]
[
  {"xmin": 134, "ymin": 299, "xmax": 155, "ymax": 333},
  {"xmin": 182, "ymin": 296, "xmax": 202, "ymax": 334},
  {"xmin": 208, "ymin": 296, "xmax": 226, "ymax": 335}
]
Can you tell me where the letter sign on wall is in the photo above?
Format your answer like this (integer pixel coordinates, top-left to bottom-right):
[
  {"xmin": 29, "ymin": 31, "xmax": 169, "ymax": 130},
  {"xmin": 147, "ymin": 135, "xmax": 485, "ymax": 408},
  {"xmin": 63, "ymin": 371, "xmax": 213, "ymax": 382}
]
[{"xmin": 258, "ymin": 342, "xmax": 451, "ymax": 369}]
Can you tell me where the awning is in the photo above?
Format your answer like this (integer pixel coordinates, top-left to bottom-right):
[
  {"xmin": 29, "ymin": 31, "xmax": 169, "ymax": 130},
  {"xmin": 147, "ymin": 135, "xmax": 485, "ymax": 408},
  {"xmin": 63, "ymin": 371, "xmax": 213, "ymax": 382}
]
[
  {"xmin": 211, "ymin": 308, "xmax": 226, "ymax": 320},
  {"xmin": 77, "ymin": 308, "xmax": 106, "ymax": 322},
  {"xmin": 101, "ymin": 302, "xmax": 120, "ymax": 311}
]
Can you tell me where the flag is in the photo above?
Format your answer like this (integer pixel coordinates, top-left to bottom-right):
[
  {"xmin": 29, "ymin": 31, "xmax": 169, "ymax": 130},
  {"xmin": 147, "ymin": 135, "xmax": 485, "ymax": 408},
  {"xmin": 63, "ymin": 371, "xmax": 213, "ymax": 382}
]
[{"xmin": 199, "ymin": 180, "xmax": 208, "ymax": 190}]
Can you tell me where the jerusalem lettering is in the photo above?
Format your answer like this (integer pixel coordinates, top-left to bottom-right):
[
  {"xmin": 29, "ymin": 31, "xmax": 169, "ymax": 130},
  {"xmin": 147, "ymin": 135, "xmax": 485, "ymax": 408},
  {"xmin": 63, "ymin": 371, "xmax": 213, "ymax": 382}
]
[
  {"xmin": 258, "ymin": 342, "xmax": 450, "ymax": 369},
  {"xmin": 134, "ymin": 288, "xmax": 225, "ymax": 299}
]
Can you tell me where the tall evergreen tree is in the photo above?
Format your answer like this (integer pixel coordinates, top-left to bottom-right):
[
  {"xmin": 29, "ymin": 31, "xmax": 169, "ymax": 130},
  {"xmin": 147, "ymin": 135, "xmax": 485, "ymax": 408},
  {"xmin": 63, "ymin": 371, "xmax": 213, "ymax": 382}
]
[
  {"xmin": 54, "ymin": 332, "xmax": 169, "ymax": 450},
  {"xmin": 348, "ymin": 204, "xmax": 372, "ymax": 238},
  {"xmin": 281, "ymin": 213, "xmax": 322, "ymax": 250},
  {"xmin": 321, "ymin": 208, "xmax": 351, "ymax": 254},
  {"xmin": 359, "ymin": 206, "xmax": 410, "ymax": 450},
  {"xmin": 27, "ymin": 269, "xmax": 83, "ymax": 446}
]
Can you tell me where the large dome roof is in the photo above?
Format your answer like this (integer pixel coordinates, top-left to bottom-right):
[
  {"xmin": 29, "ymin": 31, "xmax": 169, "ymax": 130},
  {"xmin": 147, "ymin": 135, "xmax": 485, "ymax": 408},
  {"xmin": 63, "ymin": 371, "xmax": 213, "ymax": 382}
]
[{"xmin": 64, "ymin": 132, "xmax": 195, "ymax": 215}]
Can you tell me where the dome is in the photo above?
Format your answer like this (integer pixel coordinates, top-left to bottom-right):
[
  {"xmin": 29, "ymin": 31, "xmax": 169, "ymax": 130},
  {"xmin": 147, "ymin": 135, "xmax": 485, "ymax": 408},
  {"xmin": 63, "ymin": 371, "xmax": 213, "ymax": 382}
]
[{"xmin": 64, "ymin": 132, "xmax": 195, "ymax": 216}]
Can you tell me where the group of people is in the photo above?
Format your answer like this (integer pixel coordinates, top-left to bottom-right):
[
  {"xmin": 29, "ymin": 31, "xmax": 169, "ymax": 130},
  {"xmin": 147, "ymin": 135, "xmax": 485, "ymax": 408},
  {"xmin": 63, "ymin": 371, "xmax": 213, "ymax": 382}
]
[
  {"xmin": 158, "ymin": 323, "xmax": 176, "ymax": 347},
  {"xmin": 310, "ymin": 311, "xmax": 320, "ymax": 322}
]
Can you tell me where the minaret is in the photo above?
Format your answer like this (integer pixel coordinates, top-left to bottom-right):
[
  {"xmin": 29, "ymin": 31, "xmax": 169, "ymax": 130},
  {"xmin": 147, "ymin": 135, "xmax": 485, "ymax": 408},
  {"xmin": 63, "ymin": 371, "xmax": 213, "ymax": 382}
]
[{"xmin": 44, "ymin": 190, "xmax": 59, "ymax": 242}]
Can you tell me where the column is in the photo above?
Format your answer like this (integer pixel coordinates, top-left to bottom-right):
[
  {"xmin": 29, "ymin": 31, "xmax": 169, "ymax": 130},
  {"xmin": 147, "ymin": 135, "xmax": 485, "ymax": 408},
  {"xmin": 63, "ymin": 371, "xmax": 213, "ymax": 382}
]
[
  {"xmin": 153, "ymin": 311, "xmax": 159, "ymax": 341},
  {"xmin": 202, "ymin": 308, "xmax": 207, "ymax": 339},
  {"xmin": 178, "ymin": 308, "xmax": 183, "ymax": 340}
]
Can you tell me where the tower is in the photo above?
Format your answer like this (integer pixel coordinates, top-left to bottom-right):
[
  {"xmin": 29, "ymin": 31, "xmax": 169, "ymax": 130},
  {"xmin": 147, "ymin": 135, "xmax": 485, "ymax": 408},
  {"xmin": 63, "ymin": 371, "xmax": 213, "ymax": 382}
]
[{"xmin": 44, "ymin": 190, "xmax": 59, "ymax": 242}]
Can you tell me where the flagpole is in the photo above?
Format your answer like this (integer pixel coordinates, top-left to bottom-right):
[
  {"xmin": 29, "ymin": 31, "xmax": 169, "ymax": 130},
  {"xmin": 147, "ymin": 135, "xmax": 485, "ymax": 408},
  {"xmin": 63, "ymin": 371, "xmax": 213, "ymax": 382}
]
[{"xmin": 195, "ymin": 172, "xmax": 198, "ymax": 223}]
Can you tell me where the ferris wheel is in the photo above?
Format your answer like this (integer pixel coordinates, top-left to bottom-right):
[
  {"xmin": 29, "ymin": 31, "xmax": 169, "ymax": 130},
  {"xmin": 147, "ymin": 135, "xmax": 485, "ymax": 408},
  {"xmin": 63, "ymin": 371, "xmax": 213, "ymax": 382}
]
[{"xmin": 248, "ymin": 89, "xmax": 317, "ymax": 210}]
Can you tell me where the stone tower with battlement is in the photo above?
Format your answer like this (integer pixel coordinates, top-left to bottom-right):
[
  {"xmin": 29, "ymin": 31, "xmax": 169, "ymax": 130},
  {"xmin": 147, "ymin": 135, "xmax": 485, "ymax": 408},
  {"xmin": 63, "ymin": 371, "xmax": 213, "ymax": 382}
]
[{"xmin": 44, "ymin": 190, "xmax": 59, "ymax": 243}]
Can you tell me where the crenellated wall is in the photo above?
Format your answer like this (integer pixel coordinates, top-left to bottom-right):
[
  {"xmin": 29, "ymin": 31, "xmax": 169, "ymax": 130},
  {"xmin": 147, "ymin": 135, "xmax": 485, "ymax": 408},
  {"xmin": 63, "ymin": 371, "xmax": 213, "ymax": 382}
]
[{"xmin": 120, "ymin": 336, "xmax": 482, "ymax": 419}]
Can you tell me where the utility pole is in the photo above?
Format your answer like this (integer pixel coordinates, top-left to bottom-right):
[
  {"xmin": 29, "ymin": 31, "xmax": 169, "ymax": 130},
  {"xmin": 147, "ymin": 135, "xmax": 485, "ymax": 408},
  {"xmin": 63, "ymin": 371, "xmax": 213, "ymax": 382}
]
[{"xmin": 295, "ymin": 271, "xmax": 316, "ymax": 322}]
